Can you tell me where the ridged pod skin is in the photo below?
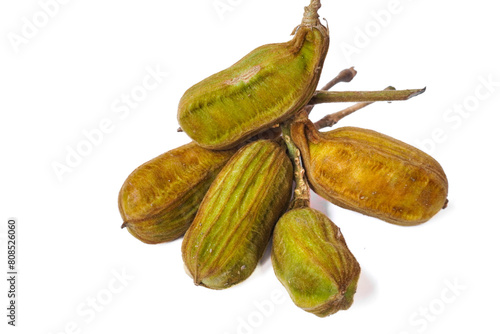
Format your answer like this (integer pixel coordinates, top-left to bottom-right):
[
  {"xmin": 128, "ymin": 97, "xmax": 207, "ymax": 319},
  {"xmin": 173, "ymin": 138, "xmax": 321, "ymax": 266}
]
[
  {"xmin": 177, "ymin": 1, "xmax": 329, "ymax": 150},
  {"xmin": 291, "ymin": 119, "xmax": 449, "ymax": 226},
  {"xmin": 118, "ymin": 142, "xmax": 236, "ymax": 244},
  {"xmin": 182, "ymin": 140, "xmax": 293, "ymax": 289},
  {"xmin": 271, "ymin": 207, "xmax": 361, "ymax": 317}
]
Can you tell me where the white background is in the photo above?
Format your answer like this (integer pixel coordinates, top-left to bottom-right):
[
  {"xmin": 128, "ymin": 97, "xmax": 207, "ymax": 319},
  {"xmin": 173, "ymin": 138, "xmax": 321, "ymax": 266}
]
[{"xmin": 1, "ymin": 0, "xmax": 499, "ymax": 333}]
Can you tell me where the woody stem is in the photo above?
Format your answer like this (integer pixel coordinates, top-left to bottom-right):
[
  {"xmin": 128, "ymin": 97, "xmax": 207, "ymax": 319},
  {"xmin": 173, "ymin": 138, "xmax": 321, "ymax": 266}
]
[
  {"xmin": 314, "ymin": 86, "xmax": 396, "ymax": 129},
  {"xmin": 302, "ymin": 0, "xmax": 322, "ymax": 27},
  {"xmin": 305, "ymin": 67, "xmax": 358, "ymax": 115},
  {"xmin": 281, "ymin": 120, "xmax": 310, "ymax": 210},
  {"xmin": 309, "ymin": 87, "xmax": 426, "ymax": 104}
]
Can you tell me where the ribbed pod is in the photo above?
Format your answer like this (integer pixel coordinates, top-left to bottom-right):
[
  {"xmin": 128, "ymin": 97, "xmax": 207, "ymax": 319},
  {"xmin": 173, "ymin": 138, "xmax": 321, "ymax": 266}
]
[
  {"xmin": 272, "ymin": 207, "xmax": 361, "ymax": 317},
  {"xmin": 182, "ymin": 140, "xmax": 293, "ymax": 289},
  {"xmin": 291, "ymin": 120, "xmax": 449, "ymax": 225},
  {"xmin": 177, "ymin": 1, "xmax": 329, "ymax": 150},
  {"xmin": 119, "ymin": 142, "xmax": 236, "ymax": 244}
]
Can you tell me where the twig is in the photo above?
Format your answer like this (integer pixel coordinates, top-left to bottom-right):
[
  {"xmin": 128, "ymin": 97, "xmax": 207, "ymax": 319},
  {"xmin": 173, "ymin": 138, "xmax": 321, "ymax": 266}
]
[
  {"xmin": 309, "ymin": 87, "xmax": 426, "ymax": 105},
  {"xmin": 305, "ymin": 67, "xmax": 357, "ymax": 114},
  {"xmin": 320, "ymin": 67, "xmax": 357, "ymax": 91},
  {"xmin": 314, "ymin": 86, "xmax": 396, "ymax": 129}
]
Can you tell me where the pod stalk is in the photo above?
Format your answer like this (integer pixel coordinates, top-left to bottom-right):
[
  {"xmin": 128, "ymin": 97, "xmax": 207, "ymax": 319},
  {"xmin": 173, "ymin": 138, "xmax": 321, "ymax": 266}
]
[
  {"xmin": 281, "ymin": 119, "xmax": 310, "ymax": 210},
  {"xmin": 302, "ymin": 0, "xmax": 322, "ymax": 27}
]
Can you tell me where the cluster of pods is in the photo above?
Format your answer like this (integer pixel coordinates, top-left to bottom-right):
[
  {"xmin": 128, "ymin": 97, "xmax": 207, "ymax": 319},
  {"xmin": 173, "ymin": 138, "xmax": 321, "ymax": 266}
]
[{"xmin": 118, "ymin": 0, "xmax": 448, "ymax": 317}]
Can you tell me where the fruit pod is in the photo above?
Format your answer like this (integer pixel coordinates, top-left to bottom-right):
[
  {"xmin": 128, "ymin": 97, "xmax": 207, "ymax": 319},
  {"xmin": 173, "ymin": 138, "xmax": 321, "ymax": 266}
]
[
  {"xmin": 177, "ymin": 0, "xmax": 329, "ymax": 150},
  {"xmin": 182, "ymin": 140, "xmax": 293, "ymax": 289},
  {"xmin": 291, "ymin": 119, "xmax": 449, "ymax": 226},
  {"xmin": 118, "ymin": 142, "xmax": 236, "ymax": 244},
  {"xmin": 271, "ymin": 207, "xmax": 361, "ymax": 317}
]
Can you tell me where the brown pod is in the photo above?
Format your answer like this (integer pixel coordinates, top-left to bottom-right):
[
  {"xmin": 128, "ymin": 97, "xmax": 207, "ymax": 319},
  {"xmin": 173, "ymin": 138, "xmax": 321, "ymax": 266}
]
[
  {"xmin": 291, "ymin": 119, "xmax": 448, "ymax": 226},
  {"xmin": 118, "ymin": 142, "xmax": 236, "ymax": 244}
]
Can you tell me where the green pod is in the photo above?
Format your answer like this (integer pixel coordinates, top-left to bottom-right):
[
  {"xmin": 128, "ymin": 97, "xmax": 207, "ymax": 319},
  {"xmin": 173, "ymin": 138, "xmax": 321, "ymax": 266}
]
[
  {"xmin": 182, "ymin": 140, "xmax": 293, "ymax": 289},
  {"xmin": 177, "ymin": 0, "xmax": 329, "ymax": 150},
  {"xmin": 291, "ymin": 119, "xmax": 449, "ymax": 226},
  {"xmin": 272, "ymin": 207, "xmax": 361, "ymax": 317},
  {"xmin": 119, "ymin": 142, "xmax": 236, "ymax": 244}
]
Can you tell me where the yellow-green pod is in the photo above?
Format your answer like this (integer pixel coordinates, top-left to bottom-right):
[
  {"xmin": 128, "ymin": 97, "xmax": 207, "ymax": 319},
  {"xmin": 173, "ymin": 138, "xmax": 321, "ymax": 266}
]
[
  {"xmin": 177, "ymin": 0, "xmax": 329, "ymax": 150},
  {"xmin": 182, "ymin": 140, "xmax": 293, "ymax": 289},
  {"xmin": 272, "ymin": 207, "xmax": 361, "ymax": 317}
]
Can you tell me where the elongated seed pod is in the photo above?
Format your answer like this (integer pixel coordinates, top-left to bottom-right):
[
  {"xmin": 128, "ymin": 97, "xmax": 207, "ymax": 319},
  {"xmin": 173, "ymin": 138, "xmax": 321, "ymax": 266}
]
[
  {"xmin": 291, "ymin": 119, "xmax": 449, "ymax": 226},
  {"xmin": 177, "ymin": 0, "xmax": 329, "ymax": 150},
  {"xmin": 182, "ymin": 140, "xmax": 293, "ymax": 289},
  {"xmin": 272, "ymin": 207, "xmax": 361, "ymax": 317},
  {"xmin": 119, "ymin": 142, "xmax": 236, "ymax": 244}
]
